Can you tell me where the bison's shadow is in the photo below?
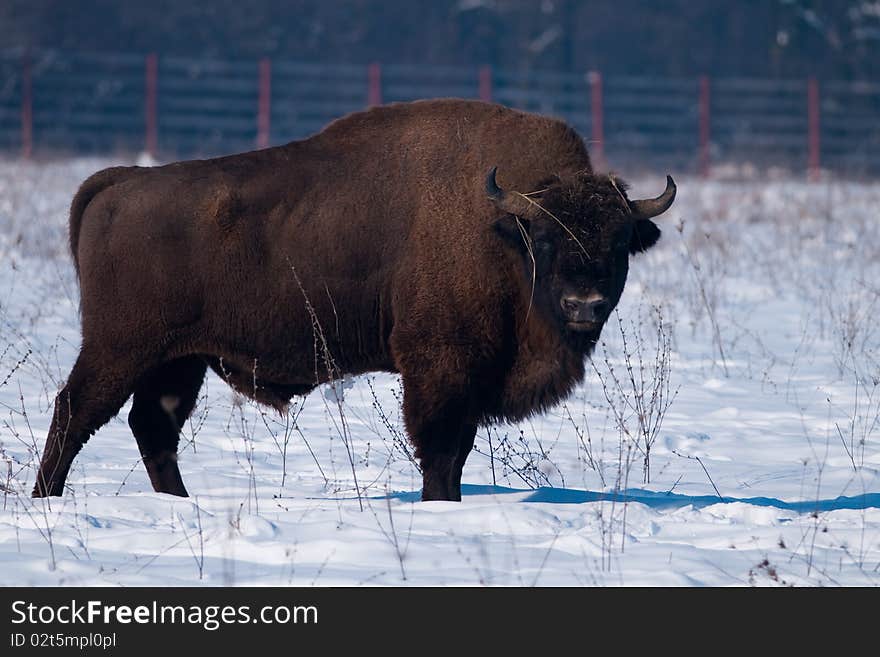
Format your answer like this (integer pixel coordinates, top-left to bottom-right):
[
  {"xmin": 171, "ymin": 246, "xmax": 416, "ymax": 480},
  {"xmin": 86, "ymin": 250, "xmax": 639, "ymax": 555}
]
[{"xmin": 381, "ymin": 484, "xmax": 880, "ymax": 512}]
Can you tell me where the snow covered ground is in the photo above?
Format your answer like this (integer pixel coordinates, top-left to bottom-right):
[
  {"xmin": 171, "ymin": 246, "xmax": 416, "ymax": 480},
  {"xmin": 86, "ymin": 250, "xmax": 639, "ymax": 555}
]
[{"xmin": 0, "ymin": 157, "xmax": 878, "ymax": 586}]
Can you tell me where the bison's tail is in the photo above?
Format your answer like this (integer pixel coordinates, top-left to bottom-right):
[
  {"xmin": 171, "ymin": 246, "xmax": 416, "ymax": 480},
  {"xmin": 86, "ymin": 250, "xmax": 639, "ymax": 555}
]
[{"xmin": 68, "ymin": 166, "xmax": 135, "ymax": 277}]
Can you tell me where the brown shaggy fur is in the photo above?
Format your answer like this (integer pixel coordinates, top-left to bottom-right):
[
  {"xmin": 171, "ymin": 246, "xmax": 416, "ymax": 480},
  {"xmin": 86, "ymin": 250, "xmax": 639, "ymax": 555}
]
[{"xmin": 33, "ymin": 99, "xmax": 674, "ymax": 501}]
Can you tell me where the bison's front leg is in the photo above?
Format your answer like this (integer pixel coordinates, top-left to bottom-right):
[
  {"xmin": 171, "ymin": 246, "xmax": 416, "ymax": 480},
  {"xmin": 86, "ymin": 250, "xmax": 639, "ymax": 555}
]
[
  {"xmin": 450, "ymin": 423, "xmax": 477, "ymax": 500},
  {"xmin": 401, "ymin": 378, "xmax": 476, "ymax": 501},
  {"xmin": 418, "ymin": 420, "xmax": 477, "ymax": 501}
]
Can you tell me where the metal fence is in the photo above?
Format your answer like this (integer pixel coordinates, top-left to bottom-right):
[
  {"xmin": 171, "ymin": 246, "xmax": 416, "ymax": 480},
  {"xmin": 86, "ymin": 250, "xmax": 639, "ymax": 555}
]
[{"xmin": 2, "ymin": 48, "xmax": 880, "ymax": 177}]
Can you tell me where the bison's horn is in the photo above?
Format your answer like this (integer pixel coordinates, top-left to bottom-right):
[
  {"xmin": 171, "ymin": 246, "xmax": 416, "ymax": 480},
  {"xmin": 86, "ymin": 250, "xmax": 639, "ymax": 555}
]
[
  {"xmin": 629, "ymin": 175, "xmax": 677, "ymax": 219},
  {"xmin": 486, "ymin": 167, "xmax": 534, "ymax": 217},
  {"xmin": 486, "ymin": 166, "xmax": 504, "ymax": 200}
]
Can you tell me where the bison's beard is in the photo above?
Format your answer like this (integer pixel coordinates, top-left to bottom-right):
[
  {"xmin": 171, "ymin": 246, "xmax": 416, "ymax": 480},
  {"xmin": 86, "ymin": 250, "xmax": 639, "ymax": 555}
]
[{"xmin": 563, "ymin": 322, "xmax": 602, "ymax": 354}]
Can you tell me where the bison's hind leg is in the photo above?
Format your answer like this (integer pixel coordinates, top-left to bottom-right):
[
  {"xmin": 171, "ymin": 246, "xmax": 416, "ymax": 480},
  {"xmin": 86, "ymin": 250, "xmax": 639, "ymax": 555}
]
[
  {"xmin": 33, "ymin": 347, "xmax": 145, "ymax": 497},
  {"xmin": 128, "ymin": 356, "xmax": 207, "ymax": 497}
]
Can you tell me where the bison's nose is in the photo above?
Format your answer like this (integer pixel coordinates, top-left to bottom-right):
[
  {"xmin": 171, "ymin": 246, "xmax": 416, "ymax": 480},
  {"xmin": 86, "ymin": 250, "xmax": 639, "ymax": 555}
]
[{"xmin": 561, "ymin": 295, "xmax": 609, "ymax": 323}]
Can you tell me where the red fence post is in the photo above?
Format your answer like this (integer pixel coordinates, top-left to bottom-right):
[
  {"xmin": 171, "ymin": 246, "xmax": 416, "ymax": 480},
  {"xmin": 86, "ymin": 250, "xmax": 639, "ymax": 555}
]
[
  {"xmin": 368, "ymin": 63, "xmax": 382, "ymax": 106},
  {"xmin": 21, "ymin": 50, "xmax": 32, "ymax": 159},
  {"xmin": 479, "ymin": 66, "xmax": 492, "ymax": 102},
  {"xmin": 699, "ymin": 75, "xmax": 711, "ymax": 178},
  {"xmin": 144, "ymin": 53, "xmax": 158, "ymax": 157},
  {"xmin": 257, "ymin": 57, "xmax": 272, "ymax": 149},
  {"xmin": 807, "ymin": 77, "xmax": 820, "ymax": 182},
  {"xmin": 588, "ymin": 71, "xmax": 604, "ymax": 169}
]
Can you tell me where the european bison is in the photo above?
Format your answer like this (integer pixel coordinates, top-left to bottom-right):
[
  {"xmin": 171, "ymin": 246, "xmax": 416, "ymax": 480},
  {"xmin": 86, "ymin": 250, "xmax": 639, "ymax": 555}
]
[{"xmin": 33, "ymin": 99, "xmax": 675, "ymax": 501}]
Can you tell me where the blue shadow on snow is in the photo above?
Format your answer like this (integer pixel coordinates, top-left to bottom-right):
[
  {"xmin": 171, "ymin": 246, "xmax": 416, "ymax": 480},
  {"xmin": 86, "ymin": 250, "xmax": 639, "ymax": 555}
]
[{"xmin": 381, "ymin": 484, "xmax": 880, "ymax": 512}]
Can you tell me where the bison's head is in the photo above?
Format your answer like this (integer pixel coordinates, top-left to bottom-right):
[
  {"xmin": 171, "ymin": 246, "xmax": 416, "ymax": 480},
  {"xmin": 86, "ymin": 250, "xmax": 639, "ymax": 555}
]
[{"xmin": 487, "ymin": 167, "xmax": 675, "ymax": 348}]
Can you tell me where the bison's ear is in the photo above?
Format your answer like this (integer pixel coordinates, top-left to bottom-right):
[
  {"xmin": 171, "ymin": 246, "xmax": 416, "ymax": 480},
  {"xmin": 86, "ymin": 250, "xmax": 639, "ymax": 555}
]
[
  {"xmin": 629, "ymin": 219, "xmax": 661, "ymax": 254},
  {"xmin": 494, "ymin": 214, "xmax": 531, "ymax": 250}
]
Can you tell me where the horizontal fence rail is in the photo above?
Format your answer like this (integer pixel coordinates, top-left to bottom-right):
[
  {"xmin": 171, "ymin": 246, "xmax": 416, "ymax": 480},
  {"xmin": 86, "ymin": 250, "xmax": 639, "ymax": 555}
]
[{"xmin": 1, "ymin": 48, "xmax": 880, "ymax": 177}]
